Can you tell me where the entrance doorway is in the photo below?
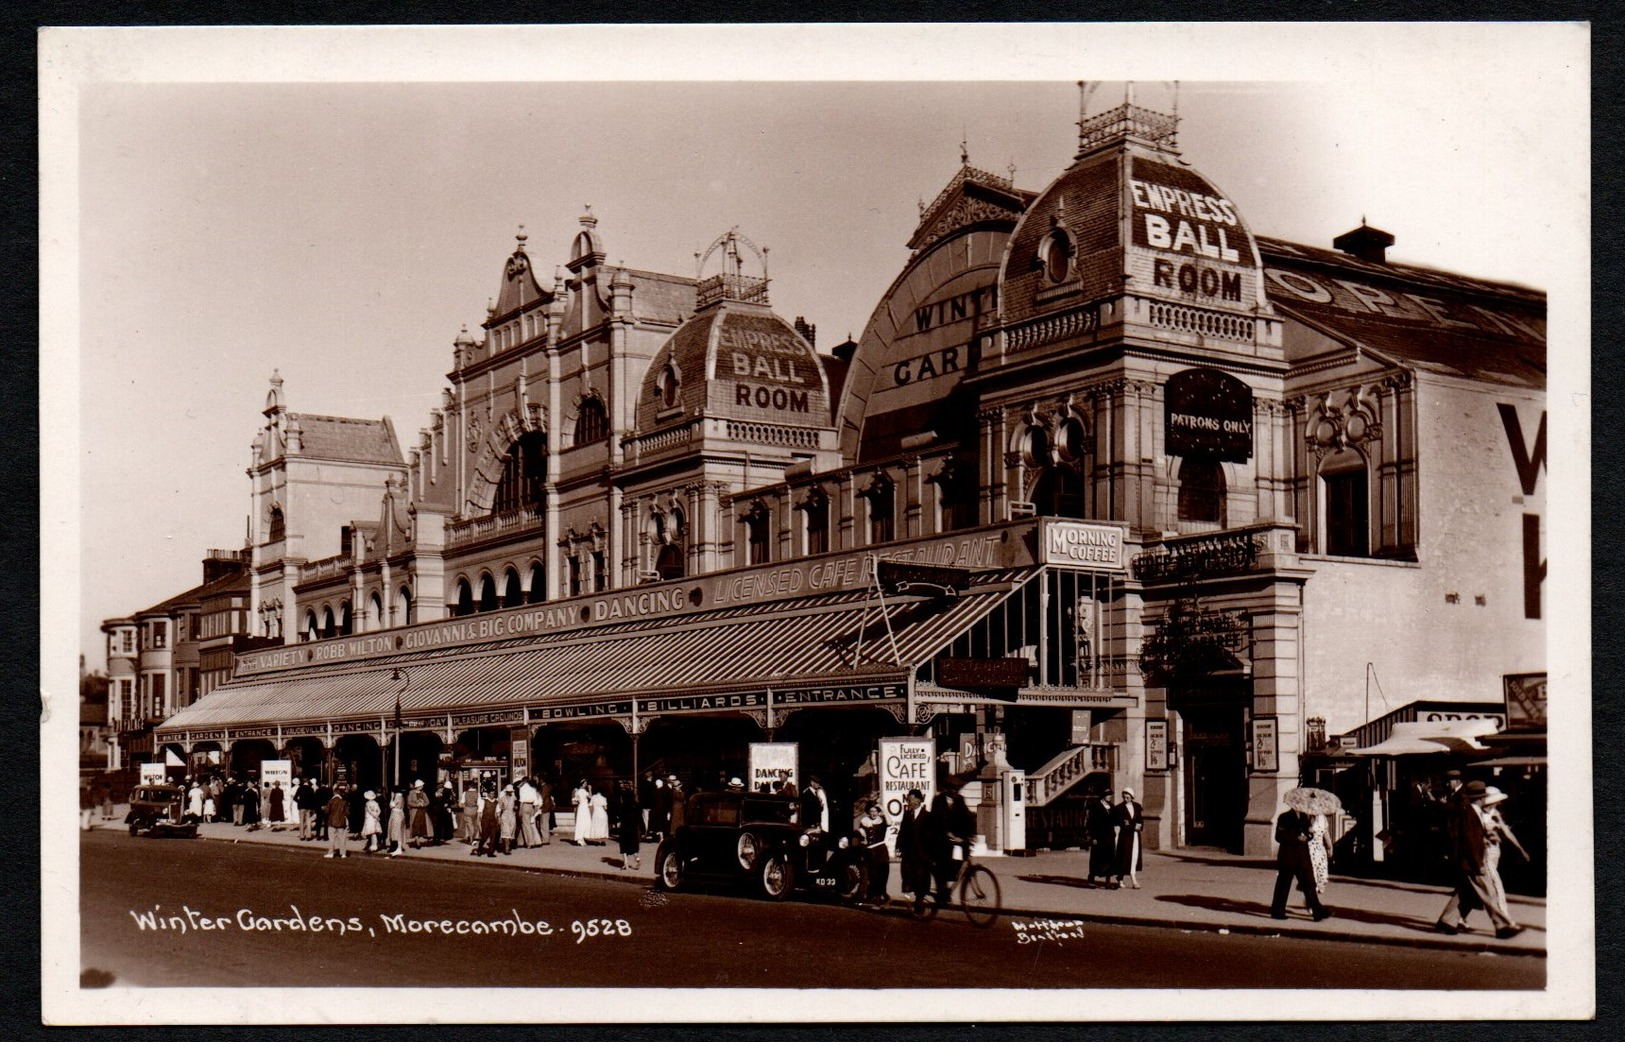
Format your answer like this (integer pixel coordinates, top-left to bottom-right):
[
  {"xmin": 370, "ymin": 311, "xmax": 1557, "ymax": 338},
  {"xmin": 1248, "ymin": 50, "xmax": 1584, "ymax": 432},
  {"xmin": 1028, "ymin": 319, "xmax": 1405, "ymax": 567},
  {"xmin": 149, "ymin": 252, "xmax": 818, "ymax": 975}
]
[{"xmin": 1180, "ymin": 707, "xmax": 1247, "ymax": 852}]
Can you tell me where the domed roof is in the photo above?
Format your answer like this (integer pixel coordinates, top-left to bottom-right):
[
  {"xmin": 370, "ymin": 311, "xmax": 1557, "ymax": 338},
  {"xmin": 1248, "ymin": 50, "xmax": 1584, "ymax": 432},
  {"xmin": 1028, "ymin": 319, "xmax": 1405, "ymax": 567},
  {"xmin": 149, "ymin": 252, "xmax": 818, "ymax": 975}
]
[
  {"xmin": 1000, "ymin": 103, "xmax": 1267, "ymax": 334},
  {"xmin": 636, "ymin": 301, "xmax": 831, "ymax": 433}
]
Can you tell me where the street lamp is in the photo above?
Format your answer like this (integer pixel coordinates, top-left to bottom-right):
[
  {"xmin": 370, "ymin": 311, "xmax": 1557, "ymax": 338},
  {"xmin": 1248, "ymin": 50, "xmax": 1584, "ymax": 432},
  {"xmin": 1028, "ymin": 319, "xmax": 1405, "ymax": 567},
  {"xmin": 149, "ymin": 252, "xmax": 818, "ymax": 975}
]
[{"xmin": 390, "ymin": 668, "xmax": 410, "ymax": 792}]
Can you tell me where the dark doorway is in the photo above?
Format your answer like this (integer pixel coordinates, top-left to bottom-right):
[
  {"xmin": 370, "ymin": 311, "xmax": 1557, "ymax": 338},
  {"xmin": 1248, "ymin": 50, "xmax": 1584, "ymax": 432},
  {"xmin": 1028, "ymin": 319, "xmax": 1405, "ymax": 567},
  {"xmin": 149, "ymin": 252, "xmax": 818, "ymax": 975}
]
[{"xmin": 1180, "ymin": 707, "xmax": 1247, "ymax": 852}]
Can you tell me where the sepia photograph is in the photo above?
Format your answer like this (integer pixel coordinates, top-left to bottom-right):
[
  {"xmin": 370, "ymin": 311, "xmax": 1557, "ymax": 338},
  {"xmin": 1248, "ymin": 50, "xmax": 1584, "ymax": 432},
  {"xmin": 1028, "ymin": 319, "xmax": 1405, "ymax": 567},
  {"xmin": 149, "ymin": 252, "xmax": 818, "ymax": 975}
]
[{"xmin": 40, "ymin": 22, "xmax": 1591, "ymax": 1025}]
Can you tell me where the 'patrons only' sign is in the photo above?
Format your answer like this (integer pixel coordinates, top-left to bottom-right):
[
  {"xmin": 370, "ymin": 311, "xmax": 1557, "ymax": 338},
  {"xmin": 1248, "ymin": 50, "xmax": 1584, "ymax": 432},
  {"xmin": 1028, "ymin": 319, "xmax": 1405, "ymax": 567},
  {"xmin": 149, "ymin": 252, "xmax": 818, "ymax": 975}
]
[{"xmin": 1165, "ymin": 367, "xmax": 1254, "ymax": 462}]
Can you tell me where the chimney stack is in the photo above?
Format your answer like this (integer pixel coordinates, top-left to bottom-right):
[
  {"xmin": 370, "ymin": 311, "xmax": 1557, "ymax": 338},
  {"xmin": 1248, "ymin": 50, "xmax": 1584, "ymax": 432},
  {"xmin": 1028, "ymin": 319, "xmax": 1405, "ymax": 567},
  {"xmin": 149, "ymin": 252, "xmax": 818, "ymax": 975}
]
[
  {"xmin": 793, "ymin": 316, "xmax": 817, "ymax": 352},
  {"xmin": 1333, "ymin": 222, "xmax": 1395, "ymax": 264}
]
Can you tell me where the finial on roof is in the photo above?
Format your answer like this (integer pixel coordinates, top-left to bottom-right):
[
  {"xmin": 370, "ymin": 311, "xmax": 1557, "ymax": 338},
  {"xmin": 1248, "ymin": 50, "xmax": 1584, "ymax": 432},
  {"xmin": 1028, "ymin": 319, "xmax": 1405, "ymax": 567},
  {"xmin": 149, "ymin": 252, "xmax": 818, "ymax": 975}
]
[
  {"xmin": 960, "ymin": 131, "xmax": 968, "ymax": 166},
  {"xmin": 270, "ymin": 369, "xmax": 283, "ymax": 388},
  {"xmin": 486, "ymin": 298, "xmax": 496, "ymax": 317},
  {"xmin": 580, "ymin": 206, "xmax": 597, "ymax": 229},
  {"xmin": 1008, "ymin": 161, "xmax": 1017, "ymax": 181},
  {"xmin": 515, "ymin": 224, "xmax": 528, "ymax": 247}
]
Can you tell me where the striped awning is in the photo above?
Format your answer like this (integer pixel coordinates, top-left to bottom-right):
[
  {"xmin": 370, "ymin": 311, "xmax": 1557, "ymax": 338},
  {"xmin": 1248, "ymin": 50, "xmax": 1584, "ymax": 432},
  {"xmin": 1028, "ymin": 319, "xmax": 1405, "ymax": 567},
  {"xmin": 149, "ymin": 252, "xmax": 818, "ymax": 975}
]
[{"xmin": 155, "ymin": 569, "xmax": 1036, "ymax": 736}]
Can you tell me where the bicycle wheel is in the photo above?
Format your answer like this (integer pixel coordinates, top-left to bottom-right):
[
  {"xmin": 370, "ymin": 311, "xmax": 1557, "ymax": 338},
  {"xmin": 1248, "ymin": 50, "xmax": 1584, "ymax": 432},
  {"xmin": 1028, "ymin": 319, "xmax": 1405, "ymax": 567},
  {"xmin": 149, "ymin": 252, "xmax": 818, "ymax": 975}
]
[{"xmin": 958, "ymin": 864, "xmax": 1001, "ymax": 928}]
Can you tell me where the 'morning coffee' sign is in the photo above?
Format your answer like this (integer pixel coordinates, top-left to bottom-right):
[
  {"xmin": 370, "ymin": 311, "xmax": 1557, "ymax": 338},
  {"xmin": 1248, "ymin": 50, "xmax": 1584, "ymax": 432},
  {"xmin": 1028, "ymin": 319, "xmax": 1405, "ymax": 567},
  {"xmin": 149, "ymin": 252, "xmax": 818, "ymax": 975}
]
[{"xmin": 1165, "ymin": 367, "xmax": 1254, "ymax": 462}]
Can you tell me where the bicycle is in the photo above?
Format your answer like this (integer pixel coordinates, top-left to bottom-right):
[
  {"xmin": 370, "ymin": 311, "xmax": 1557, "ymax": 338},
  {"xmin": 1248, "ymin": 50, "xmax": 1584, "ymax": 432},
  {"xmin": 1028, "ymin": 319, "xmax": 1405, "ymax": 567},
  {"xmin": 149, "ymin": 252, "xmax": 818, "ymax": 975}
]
[{"xmin": 910, "ymin": 843, "xmax": 1002, "ymax": 928}]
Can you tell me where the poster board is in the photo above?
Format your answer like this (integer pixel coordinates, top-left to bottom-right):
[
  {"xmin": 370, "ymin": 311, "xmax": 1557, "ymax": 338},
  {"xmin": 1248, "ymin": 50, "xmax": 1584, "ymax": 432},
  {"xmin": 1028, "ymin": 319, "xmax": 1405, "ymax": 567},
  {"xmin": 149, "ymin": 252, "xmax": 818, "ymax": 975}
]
[
  {"xmin": 748, "ymin": 742, "xmax": 798, "ymax": 794},
  {"xmin": 259, "ymin": 759, "xmax": 297, "ymax": 824},
  {"xmin": 878, "ymin": 736, "xmax": 937, "ymax": 856},
  {"xmin": 138, "ymin": 762, "xmax": 166, "ymax": 786}
]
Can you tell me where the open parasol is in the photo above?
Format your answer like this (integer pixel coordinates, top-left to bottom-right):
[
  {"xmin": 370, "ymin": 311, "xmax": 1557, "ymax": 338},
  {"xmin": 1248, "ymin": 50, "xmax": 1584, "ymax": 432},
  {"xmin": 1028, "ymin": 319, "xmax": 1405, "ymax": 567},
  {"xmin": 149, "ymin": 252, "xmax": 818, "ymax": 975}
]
[{"xmin": 1283, "ymin": 787, "xmax": 1343, "ymax": 816}]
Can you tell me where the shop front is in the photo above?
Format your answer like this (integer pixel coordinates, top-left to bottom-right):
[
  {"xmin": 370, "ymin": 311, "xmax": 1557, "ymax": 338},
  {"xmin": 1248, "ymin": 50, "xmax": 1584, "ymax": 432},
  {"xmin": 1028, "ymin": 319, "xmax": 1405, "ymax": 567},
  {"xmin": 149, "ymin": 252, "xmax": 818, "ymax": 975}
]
[{"xmin": 156, "ymin": 519, "xmax": 1138, "ymax": 847}]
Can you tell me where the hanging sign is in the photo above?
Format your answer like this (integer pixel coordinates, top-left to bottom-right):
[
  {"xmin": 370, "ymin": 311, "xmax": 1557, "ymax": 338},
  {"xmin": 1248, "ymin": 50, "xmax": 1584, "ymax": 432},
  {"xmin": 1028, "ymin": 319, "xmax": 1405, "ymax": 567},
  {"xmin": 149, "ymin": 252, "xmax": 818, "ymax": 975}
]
[{"xmin": 1165, "ymin": 367, "xmax": 1254, "ymax": 462}]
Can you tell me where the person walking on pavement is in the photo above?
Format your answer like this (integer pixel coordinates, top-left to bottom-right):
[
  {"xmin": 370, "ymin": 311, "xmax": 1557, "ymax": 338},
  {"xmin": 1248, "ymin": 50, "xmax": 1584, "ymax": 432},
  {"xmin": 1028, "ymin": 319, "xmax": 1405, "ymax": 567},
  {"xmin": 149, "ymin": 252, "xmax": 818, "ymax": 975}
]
[
  {"xmin": 267, "ymin": 780, "xmax": 285, "ymax": 828},
  {"xmin": 1085, "ymin": 790, "xmax": 1118, "ymax": 888},
  {"xmin": 385, "ymin": 791, "xmax": 407, "ymax": 857},
  {"xmin": 361, "ymin": 790, "xmax": 383, "ymax": 852},
  {"xmin": 537, "ymin": 777, "xmax": 554, "ymax": 845},
  {"xmin": 323, "ymin": 784, "xmax": 351, "ymax": 858},
  {"xmin": 497, "ymin": 784, "xmax": 518, "ymax": 855},
  {"xmin": 667, "ymin": 775, "xmax": 686, "ymax": 835},
  {"xmin": 588, "ymin": 785, "xmax": 611, "ymax": 845},
  {"xmin": 651, "ymin": 774, "xmax": 672, "ymax": 841},
  {"xmin": 858, "ymin": 801, "xmax": 890, "ymax": 904},
  {"xmin": 1435, "ymin": 781, "xmax": 1528, "ymax": 938},
  {"xmin": 1307, "ymin": 811, "xmax": 1332, "ymax": 896},
  {"xmin": 1271, "ymin": 806, "xmax": 1331, "ymax": 921},
  {"xmin": 897, "ymin": 788, "xmax": 933, "ymax": 915},
  {"xmin": 616, "ymin": 782, "xmax": 642, "ymax": 870},
  {"xmin": 1113, "ymin": 787, "xmax": 1145, "ymax": 889},
  {"xmin": 475, "ymin": 788, "xmax": 501, "ymax": 857},
  {"xmin": 459, "ymin": 780, "xmax": 480, "ymax": 843},
  {"xmin": 406, "ymin": 779, "xmax": 431, "ymax": 848},
  {"xmin": 518, "ymin": 777, "xmax": 542, "ymax": 848},
  {"xmin": 572, "ymin": 780, "xmax": 592, "ymax": 845}
]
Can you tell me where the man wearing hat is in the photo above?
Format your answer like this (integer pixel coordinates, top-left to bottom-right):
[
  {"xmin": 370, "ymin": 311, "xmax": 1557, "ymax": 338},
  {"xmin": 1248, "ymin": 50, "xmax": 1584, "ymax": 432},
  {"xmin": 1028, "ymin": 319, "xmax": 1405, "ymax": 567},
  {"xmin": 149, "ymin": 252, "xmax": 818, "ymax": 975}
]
[
  {"xmin": 1271, "ymin": 803, "xmax": 1331, "ymax": 921},
  {"xmin": 1435, "ymin": 780, "xmax": 1529, "ymax": 938},
  {"xmin": 666, "ymin": 775, "xmax": 687, "ymax": 834}
]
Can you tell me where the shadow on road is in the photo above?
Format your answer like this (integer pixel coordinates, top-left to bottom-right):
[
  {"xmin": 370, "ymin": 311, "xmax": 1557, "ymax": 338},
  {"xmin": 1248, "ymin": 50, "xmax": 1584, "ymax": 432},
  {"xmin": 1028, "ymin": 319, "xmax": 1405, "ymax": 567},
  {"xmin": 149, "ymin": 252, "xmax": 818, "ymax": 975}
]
[{"xmin": 1152, "ymin": 892, "xmax": 1457, "ymax": 934}]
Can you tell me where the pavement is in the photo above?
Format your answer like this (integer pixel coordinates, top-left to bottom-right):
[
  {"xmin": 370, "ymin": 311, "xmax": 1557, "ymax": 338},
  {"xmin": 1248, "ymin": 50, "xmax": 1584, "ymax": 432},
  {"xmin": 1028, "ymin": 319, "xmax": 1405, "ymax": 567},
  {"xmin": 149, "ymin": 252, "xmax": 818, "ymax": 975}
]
[{"xmin": 85, "ymin": 808, "xmax": 1546, "ymax": 957}]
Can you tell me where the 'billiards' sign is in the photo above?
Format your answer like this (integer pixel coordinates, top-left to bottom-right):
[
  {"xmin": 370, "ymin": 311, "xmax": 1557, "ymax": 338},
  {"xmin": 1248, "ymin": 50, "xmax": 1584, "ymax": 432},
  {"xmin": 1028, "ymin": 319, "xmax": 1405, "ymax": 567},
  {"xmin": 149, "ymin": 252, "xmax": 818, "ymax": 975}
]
[{"xmin": 1165, "ymin": 367, "xmax": 1254, "ymax": 463}]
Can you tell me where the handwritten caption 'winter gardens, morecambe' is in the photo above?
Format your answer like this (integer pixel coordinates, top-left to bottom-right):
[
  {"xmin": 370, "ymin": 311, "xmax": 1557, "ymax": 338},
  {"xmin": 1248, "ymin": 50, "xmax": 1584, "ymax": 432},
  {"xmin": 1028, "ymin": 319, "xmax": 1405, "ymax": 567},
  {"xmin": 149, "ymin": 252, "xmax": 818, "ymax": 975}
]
[{"xmin": 130, "ymin": 904, "xmax": 631, "ymax": 944}]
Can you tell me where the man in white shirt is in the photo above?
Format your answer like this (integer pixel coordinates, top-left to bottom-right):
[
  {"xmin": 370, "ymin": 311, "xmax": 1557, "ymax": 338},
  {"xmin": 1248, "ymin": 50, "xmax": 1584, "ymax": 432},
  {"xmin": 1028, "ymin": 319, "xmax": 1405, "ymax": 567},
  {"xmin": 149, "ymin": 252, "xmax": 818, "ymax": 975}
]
[{"xmin": 518, "ymin": 777, "xmax": 542, "ymax": 848}]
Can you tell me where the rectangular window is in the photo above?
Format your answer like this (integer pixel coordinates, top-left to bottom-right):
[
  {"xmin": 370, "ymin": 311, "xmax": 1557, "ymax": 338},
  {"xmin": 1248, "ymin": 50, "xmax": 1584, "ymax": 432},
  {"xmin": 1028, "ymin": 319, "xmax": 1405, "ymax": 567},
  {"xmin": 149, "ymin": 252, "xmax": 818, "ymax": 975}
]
[
  {"xmin": 869, "ymin": 496, "xmax": 894, "ymax": 545},
  {"xmin": 1324, "ymin": 470, "xmax": 1370, "ymax": 556},
  {"xmin": 152, "ymin": 622, "xmax": 168, "ymax": 649},
  {"xmin": 592, "ymin": 551, "xmax": 607, "ymax": 592},
  {"xmin": 569, "ymin": 556, "xmax": 584, "ymax": 597},
  {"xmin": 747, "ymin": 511, "xmax": 771, "ymax": 565},
  {"xmin": 805, "ymin": 501, "xmax": 829, "ymax": 555}
]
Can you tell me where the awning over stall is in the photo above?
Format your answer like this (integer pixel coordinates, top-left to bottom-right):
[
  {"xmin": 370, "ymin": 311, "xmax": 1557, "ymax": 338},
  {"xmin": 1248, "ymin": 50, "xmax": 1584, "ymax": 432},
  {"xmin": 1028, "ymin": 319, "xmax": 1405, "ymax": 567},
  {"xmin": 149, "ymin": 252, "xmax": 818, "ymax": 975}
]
[
  {"xmin": 1348, "ymin": 718, "xmax": 1501, "ymax": 756},
  {"xmin": 156, "ymin": 568, "xmax": 1039, "ymax": 738}
]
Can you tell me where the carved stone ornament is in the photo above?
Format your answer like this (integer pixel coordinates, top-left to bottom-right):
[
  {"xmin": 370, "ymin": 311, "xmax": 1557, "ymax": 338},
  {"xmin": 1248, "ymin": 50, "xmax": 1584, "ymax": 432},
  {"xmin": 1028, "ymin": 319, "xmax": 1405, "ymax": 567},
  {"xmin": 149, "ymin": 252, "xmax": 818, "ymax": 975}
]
[{"xmin": 1305, "ymin": 387, "xmax": 1383, "ymax": 453}]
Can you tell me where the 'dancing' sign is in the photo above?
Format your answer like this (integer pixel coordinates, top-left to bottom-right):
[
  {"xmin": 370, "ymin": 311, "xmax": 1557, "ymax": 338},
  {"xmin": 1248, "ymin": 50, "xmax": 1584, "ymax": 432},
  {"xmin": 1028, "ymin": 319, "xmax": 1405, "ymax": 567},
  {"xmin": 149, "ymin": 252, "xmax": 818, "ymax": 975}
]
[{"xmin": 1165, "ymin": 367, "xmax": 1254, "ymax": 463}]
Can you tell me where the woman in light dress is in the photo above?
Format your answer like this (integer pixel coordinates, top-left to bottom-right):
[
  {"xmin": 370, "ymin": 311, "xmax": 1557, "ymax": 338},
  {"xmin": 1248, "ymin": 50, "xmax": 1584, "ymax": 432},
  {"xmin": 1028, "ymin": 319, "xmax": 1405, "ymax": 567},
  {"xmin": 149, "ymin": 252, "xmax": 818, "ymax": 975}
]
[
  {"xmin": 386, "ymin": 792, "xmax": 407, "ymax": 857},
  {"xmin": 588, "ymin": 785, "xmax": 611, "ymax": 845},
  {"xmin": 361, "ymin": 790, "xmax": 383, "ymax": 853},
  {"xmin": 1307, "ymin": 812, "xmax": 1331, "ymax": 895},
  {"xmin": 572, "ymin": 780, "xmax": 592, "ymax": 845}
]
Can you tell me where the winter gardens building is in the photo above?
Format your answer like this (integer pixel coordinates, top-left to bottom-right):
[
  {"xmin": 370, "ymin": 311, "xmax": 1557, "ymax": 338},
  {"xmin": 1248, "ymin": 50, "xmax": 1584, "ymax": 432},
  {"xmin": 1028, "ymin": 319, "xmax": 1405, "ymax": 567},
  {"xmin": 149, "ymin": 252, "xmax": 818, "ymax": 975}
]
[{"xmin": 110, "ymin": 95, "xmax": 1546, "ymax": 861}]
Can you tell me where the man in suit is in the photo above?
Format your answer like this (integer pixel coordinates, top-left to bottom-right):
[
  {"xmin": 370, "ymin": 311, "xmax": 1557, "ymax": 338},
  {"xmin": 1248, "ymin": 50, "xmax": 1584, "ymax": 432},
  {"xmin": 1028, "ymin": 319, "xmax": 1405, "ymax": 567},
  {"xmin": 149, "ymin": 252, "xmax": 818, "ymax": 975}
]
[
  {"xmin": 1272, "ymin": 806, "xmax": 1331, "ymax": 921},
  {"xmin": 896, "ymin": 788, "xmax": 933, "ymax": 915},
  {"xmin": 1435, "ymin": 780, "xmax": 1526, "ymax": 938},
  {"xmin": 927, "ymin": 776, "xmax": 977, "ymax": 905}
]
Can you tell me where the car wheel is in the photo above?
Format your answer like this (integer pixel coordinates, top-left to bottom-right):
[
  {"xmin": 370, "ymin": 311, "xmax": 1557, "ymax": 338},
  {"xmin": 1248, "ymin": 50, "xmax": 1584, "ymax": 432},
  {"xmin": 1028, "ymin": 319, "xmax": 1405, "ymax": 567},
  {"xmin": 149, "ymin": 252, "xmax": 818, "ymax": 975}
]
[
  {"xmin": 657, "ymin": 846, "xmax": 684, "ymax": 891},
  {"xmin": 736, "ymin": 831, "xmax": 759, "ymax": 870},
  {"xmin": 838, "ymin": 861, "xmax": 868, "ymax": 905},
  {"xmin": 759, "ymin": 853, "xmax": 794, "ymax": 901}
]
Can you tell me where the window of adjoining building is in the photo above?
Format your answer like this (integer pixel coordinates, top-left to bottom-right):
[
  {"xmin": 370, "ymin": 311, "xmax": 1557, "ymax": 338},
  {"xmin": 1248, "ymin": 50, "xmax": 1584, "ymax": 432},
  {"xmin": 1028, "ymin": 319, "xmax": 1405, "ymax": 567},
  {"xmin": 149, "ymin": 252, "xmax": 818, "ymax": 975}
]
[
  {"xmin": 503, "ymin": 568, "xmax": 523, "ymax": 607},
  {"xmin": 1177, "ymin": 456, "xmax": 1226, "ymax": 525},
  {"xmin": 574, "ymin": 397, "xmax": 608, "ymax": 445},
  {"xmin": 152, "ymin": 621, "xmax": 168, "ymax": 649},
  {"xmin": 655, "ymin": 543, "xmax": 685, "ymax": 580},
  {"xmin": 1321, "ymin": 449, "xmax": 1370, "ymax": 557},
  {"xmin": 494, "ymin": 430, "xmax": 548, "ymax": 514},
  {"xmin": 479, "ymin": 574, "xmax": 499, "ymax": 613},
  {"xmin": 527, "ymin": 564, "xmax": 545, "ymax": 603},
  {"xmin": 454, "ymin": 579, "xmax": 474, "ymax": 617},
  {"xmin": 397, "ymin": 585, "xmax": 414, "ymax": 626}
]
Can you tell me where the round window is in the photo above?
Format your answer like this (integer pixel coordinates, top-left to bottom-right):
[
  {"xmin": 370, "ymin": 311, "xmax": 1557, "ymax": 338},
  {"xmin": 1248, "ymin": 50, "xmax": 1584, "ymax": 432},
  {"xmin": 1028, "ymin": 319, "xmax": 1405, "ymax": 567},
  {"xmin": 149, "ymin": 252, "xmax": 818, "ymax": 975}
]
[
  {"xmin": 1021, "ymin": 426, "xmax": 1051, "ymax": 468},
  {"xmin": 658, "ymin": 364, "xmax": 680, "ymax": 408},
  {"xmin": 1042, "ymin": 231, "xmax": 1073, "ymax": 284},
  {"xmin": 1055, "ymin": 417, "xmax": 1087, "ymax": 462}
]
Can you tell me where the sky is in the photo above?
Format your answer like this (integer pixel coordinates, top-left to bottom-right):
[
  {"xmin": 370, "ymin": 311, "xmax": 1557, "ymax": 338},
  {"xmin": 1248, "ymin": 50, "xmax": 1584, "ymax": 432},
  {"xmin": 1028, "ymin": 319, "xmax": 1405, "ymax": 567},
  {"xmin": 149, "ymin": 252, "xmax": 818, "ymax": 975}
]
[{"xmin": 46, "ymin": 23, "xmax": 1589, "ymax": 673}]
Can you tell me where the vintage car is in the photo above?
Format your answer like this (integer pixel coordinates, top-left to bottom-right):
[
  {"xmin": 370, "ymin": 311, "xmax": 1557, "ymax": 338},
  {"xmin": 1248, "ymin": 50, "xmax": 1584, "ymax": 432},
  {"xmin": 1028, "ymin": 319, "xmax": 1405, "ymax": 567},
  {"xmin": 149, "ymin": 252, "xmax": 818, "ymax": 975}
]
[
  {"xmin": 124, "ymin": 784, "xmax": 199, "ymax": 838},
  {"xmin": 655, "ymin": 791, "xmax": 867, "ymax": 903}
]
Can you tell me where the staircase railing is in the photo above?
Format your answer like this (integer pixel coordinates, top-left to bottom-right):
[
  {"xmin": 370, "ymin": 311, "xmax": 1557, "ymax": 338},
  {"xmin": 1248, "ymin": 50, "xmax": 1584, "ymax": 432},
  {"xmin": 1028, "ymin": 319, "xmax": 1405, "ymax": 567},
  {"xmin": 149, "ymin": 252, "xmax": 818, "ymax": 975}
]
[{"xmin": 1027, "ymin": 743, "xmax": 1117, "ymax": 806}]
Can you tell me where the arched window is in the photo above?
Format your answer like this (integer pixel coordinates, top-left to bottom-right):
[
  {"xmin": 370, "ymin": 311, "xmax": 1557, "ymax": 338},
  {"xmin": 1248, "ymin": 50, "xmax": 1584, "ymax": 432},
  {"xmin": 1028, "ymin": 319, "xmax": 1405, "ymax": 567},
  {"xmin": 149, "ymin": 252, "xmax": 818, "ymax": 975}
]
[
  {"xmin": 527, "ymin": 563, "xmax": 546, "ymax": 603},
  {"xmin": 574, "ymin": 397, "xmax": 607, "ymax": 446},
  {"xmin": 321, "ymin": 607, "xmax": 336, "ymax": 639},
  {"xmin": 369, "ymin": 592, "xmax": 384, "ymax": 631},
  {"xmin": 1177, "ymin": 456, "xmax": 1226, "ymax": 525},
  {"xmin": 267, "ymin": 505, "xmax": 285, "ymax": 543},
  {"xmin": 863, "ymin": 476, "xmax": 895, "ymax": 545},
  {"xmin": 1321, "ymin": 449, "xmax": 1370, "ymax": 557},
  {"xmin": 655, "ymin": 543, "xmax": 685, "ymax": 580},
  {"xmin": 396, "ymin": 586, "xmax": 414, "ymax": 627},
  {"xmin": 1033, "ymin": 467, "xmax": 1087, "ymax": 519},
  {"xmin": 493, "ymin": 430, "xmax": 548, "ymax": 514},
  {"xmin": 304, "ymin": 610, "xmax": 318, "ymax": 641},
  {"xmin": 479, "ymin": 574, "xmax": 499, "ymax": 613},
  {"xmin": 503, "ymin": 568, "xmax": 523, "ymax": 608},
  {"xmin": 454, "ymin": 579, "xmax": 474, "ymax": 618},
  {"xmin": 339, "ymin": 601, "xmax": 353, "ymax": 637}
]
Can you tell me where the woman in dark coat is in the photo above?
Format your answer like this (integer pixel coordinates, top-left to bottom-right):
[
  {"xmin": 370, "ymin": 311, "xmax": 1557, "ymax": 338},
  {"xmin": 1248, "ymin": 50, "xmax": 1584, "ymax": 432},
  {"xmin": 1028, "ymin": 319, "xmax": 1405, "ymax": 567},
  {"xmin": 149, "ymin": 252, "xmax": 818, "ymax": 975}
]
[
  {"xmin": 1112, "ymin": 787, "xmax": 1144, "ymax": 888},
  {"xmin": 1086, "ymin": 791, "xmax": 1118, "ymax": 886},
  {"xmin": 268, "ymin": 782, "xmax": 285, "ymax": 824},
  {"xmin": 616, "ymin": 783, "xmax": 642, "ymax": 871}
]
